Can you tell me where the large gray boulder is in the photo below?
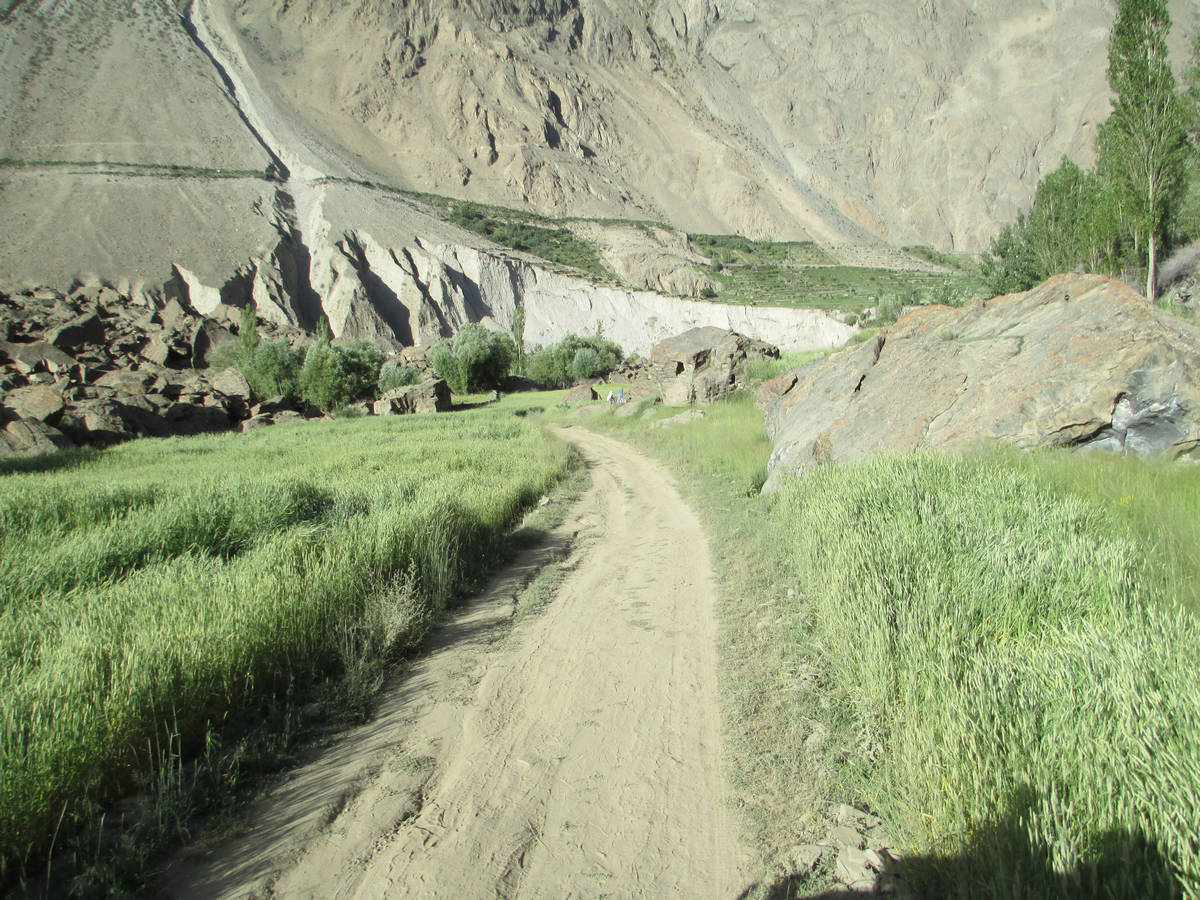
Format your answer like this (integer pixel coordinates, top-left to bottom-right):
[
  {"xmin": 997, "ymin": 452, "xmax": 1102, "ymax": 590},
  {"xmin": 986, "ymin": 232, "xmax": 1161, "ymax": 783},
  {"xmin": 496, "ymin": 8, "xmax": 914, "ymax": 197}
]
[
  {"xmin": 0, "ymin": 419, "xmax": 75, "ymax": 456},
  {"xmin": 373, "ymin": 379, "xmax": 452, "ymax": 415},
  {"xmin": 762, "ymin": 274, "xmax": 1200, "ymax": 491},
  {"xmin": 2, "ymin": 384, "xmax": 65, "ymax": 423},
  {"xmin": 650, "ymin": 326, "xmax": 778, "ymax": 406}
]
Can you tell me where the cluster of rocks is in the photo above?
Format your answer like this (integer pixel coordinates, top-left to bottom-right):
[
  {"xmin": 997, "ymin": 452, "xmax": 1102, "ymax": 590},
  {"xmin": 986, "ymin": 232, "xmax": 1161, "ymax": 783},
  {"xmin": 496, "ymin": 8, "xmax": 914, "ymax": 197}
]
[
  {"xmin": 372, "ymin": 380, "xmax": 451, "ymax": 415},
  {"xmin": 0, "ymin": 284, "xmax": 454, "ymax": 458},
  {"xmin": 558, "ymin": 327, "xmax": 779, "ymax": 420},
  {"xmin": 0, "ymin": 285, "xmax": 254, "ymax": 456},
  {"xmin": 759, "ymin": 274, "xmax": 1200, "ymax": 492}
]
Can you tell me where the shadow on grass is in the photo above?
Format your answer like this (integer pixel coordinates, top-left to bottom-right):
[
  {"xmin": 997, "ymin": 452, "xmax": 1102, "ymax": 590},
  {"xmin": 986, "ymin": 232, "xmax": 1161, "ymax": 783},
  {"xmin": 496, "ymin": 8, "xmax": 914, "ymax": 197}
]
[
  {"xmin": 0, "ymin": 446, "xmax": 102, "ymax": 477},
  {"xmin": 752, "ymin": 787, "xmax": 1186, "ymax": 899}
]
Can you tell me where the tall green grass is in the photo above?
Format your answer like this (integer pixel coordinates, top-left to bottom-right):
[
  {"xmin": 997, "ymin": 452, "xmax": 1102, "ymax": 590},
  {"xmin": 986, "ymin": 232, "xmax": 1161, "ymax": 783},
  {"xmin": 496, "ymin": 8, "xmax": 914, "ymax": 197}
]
[
  {"xmin": 776, "ymin": 454, "xmax": 1199, "ymax": 895},
  {"xmin": 0, "ymin": 412, "xmax": 571, "ymax": 881},
  {"xmin": 579, "ymin": 392, "xmax": 1200, "ymax": 897}
]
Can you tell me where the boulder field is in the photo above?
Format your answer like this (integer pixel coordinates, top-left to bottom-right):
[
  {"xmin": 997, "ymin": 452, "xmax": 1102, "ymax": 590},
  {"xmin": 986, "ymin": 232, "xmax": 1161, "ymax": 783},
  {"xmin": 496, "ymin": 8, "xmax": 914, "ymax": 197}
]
[
  {"xmin": 760, "ymin": 274, "xmax": 1200, "ymax": 491},
  {"xmin": 0, "ymin": 284, "xmax": 453, "ymax": 457}
]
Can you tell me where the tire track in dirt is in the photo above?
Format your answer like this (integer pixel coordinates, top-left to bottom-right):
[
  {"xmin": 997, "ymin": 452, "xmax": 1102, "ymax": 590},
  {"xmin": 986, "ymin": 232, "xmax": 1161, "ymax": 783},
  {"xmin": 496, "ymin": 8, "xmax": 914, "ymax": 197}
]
[{"xmin": 161, "ymin": 426, "xmax": 751, "ymax": 898}]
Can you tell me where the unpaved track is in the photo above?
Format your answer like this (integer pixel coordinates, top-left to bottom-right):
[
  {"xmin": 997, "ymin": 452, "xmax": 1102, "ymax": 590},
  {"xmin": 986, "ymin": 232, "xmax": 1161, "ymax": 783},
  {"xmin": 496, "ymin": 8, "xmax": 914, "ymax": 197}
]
[{"xmin": 161, "ymin": 427, "xmax": 750, "ymax": 898}]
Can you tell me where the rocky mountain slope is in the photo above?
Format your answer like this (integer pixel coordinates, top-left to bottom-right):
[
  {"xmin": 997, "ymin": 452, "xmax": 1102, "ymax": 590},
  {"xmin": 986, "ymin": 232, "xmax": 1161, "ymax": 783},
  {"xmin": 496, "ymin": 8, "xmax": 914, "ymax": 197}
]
[
  {"xmin": 127, "ymin": 0, "xmax": 1200, "ymax": 250},
  {"xmin": 2, "ymin": 0, "xmax": 1195, "ymax": 355}
]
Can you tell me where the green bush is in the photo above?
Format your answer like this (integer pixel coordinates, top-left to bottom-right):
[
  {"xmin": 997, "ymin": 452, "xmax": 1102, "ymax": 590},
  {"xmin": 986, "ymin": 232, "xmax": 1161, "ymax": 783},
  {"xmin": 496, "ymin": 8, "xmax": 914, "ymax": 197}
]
[
  {"xmin": 526, "ymin": 333, "xmax": 624, "ymax": 388},
  {"xmin": 570, "ymin": 348, "xmax": 603, "ymax": 381},
  {"xmin": 431, "ymin": 323, "xmax": 516, "ymax": 393},
  {"xmin": 220, "ymin": 306, "xmax": 304, "ymax": 399},
  {"xmin": 244, "ymin": 339, "xmax": 305, "ymax": 399},
  {"xmin": 981, "ymin": 158, "xmax": 1132, "ymax": 295},
  {"xmin": 377, "ymin": 361, "xmax": 422, "ymax": 394},
  {"xmin": 300, "ymin": 324, "xmax": 384, "ymax": 412}
]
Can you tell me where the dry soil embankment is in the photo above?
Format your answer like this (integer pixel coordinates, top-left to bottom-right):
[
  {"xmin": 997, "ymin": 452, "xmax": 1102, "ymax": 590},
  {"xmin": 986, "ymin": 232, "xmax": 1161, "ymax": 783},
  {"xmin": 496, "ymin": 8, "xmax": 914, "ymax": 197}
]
[{"xmin": 162, "ymin": 427, "xmax": 751, "ymax": 898}]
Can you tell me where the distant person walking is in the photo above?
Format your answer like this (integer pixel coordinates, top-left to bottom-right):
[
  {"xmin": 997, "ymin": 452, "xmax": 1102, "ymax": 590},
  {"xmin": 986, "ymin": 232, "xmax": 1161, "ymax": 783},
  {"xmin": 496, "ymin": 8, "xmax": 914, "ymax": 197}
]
[
  {"xmin": 607, "ymin": 390, "xmax": 615, "ymax": 404},
  {"xmin": 617, "ymin": 388, "xmax": 625, "ymax": 405}
]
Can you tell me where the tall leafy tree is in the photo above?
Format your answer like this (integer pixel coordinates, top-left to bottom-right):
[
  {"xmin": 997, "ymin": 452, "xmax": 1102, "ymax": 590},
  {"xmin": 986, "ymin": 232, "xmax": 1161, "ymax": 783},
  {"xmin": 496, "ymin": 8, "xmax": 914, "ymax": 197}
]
[
  {"xmin": 1099, "ymin": 0, "xmax": 1187, "ymax": 299},
  {"xmin": 980, "ymin": 159, "xmax": 1121, "ymax": 295}
]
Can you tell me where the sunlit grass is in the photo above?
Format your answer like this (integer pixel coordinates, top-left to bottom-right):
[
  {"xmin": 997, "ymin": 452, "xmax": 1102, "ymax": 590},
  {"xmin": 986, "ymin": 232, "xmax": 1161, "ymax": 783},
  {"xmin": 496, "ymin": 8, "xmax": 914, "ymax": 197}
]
[
  {"xmin": 0, "ymin": 411, "xmax": 572, "ymax": 881},
  {"xmin": 578, "ymin": 390, "xmax": 1200, "ymax": 897}
]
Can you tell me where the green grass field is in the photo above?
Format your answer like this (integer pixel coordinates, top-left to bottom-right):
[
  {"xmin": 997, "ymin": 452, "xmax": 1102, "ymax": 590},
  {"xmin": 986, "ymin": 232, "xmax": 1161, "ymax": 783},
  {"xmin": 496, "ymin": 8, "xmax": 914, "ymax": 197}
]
[
  {"xmin": 0, "ymin": 407, "xmax": 572, "ymax": 883},
  {"xmin": 8, "ymin": 369, "xmax": 1197, "ymax": 897},
  {"xmin": 687, "ymin": 234, "xmax": 986, "ymax": 313},
  {"xmin": 582, "ymin": 386, "xmax": 1200, "ymax": 898}
]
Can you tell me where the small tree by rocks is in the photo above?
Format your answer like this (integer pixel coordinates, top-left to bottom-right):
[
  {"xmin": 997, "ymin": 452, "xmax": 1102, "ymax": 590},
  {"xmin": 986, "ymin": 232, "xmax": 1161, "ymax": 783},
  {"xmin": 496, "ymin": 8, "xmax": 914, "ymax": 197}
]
[
  {"xmin": 1101, "ymin": 0, "xmax": 1187, "ymax": 300},
  {"xmin": 432, "ymin": 323, "xmax": 516, "ymax": 393},
  {"xmin": 300, "ymin": 319, "xmax": 384, "ymax": 411},
  {"xmin": 526, "ymin": 332, "xmax": 624, "ymax": 388},
  {"xmin": 220, "ymin": 304, "xmax": 304, "ymax": 399},
  {"xmin": 377, "ymin": 360, "xmax": 422, "ymax": 394},
  {"xmin": 571, "ymin": 347, "xmax": 603, "ymax": 381}
]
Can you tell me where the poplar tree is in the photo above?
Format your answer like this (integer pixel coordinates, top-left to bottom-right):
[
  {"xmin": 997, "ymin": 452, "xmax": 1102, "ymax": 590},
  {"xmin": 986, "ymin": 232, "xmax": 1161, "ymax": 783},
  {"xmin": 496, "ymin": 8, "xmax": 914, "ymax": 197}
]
[{"xmin": 1099, "ymin": 0, "xmax": 1187, "ymax": 300}]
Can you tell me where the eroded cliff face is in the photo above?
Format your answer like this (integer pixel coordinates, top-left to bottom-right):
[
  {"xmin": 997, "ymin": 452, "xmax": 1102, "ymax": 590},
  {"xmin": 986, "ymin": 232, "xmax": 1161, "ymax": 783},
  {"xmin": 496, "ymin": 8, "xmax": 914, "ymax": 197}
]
[{"xmin": 170, "ymin": 206, "xmax": 853, "ymax": 356}]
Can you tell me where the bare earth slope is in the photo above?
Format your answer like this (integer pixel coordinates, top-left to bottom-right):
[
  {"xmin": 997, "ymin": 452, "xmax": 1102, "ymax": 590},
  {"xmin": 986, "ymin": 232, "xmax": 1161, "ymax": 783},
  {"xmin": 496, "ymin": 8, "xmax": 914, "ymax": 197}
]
[
  {"xmin": 218, "ymin": 0, "xmax": 1199, "ymax": 251},
  {"xmin": 161, "ymin": 427, "xmax": 752, "ymax": 899}
]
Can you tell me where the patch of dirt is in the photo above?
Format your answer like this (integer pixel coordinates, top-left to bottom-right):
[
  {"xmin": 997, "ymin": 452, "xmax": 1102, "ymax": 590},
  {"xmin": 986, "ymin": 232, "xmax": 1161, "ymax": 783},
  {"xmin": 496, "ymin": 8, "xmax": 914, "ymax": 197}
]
[{"xmin": 160, "ymin": 426, "xmax": 752, "ymax": 898}]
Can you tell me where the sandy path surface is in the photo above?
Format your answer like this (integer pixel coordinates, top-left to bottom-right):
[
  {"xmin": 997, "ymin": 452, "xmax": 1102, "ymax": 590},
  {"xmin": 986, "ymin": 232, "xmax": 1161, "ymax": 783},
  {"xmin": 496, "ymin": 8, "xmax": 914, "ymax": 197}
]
[{"xmin": 161, "ymin": 426, "xmax": 751, "ymax": 899}]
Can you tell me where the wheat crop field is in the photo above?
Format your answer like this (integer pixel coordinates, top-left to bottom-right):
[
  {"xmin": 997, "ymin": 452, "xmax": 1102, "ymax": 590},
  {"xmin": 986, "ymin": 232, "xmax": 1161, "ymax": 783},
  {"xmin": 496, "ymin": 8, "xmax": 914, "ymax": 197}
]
[{"xmin": 0, "ymin": 407, "xmax": 571, "ymax": 881}]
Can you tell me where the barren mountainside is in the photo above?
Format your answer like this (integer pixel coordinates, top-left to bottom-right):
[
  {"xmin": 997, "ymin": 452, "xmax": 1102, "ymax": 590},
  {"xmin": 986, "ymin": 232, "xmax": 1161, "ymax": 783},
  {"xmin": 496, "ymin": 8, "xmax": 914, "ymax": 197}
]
[
  {"xmin": 0, "ymin": 0, "xmax": 1196, "ymax": 348},
  {"xmin": 213, "ymin": 0, "xmax": 1198, "ymax": 249}
]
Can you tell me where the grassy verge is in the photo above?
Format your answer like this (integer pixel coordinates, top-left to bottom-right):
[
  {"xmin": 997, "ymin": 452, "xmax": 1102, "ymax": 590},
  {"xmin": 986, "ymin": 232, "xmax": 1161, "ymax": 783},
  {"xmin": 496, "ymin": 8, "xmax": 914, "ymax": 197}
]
[
  {"xmin": 574, "ymin": 388, "xmax": 1200, "ymax": 897},
  {"xmin": 701, "ymin": 263, "xmax": 986, "ymax": 313},
  {"xmin": 0, "ymin": 407, "xmax": 573, "ymax": 887}
]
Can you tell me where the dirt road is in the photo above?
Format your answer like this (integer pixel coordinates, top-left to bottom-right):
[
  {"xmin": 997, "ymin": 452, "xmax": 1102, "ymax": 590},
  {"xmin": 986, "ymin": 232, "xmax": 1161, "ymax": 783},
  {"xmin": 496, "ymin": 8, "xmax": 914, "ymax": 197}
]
[{"xmin": 162, "ymin": 426, "xmax": 751, "ymax": 898}]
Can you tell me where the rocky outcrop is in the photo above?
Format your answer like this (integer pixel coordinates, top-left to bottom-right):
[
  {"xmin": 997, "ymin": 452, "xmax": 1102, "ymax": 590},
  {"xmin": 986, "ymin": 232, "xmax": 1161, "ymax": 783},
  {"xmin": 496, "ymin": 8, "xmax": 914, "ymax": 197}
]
[
  {"xmin": 372, "ymin": 380, "xmax": 452, "ymax": 415},
  {"xmin": 761, "ymin": 274, "xmax": 1200, "ymax": 491},
  {"xmin": 563, "ymin": 384, "xmax": 598, "ymax": 404},
  {"xmin": 650, "ymin": 327, "xmax": 778, "ymax": 406}
]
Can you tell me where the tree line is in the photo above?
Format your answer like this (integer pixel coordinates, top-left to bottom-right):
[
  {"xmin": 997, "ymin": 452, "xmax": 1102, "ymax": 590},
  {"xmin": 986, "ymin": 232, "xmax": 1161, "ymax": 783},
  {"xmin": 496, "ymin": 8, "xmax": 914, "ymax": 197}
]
[
  {"xmin": 983, "ymin": 0, "xmax": 1199, "ymax": 301},
  {"xmin": 220, "ymin": 307, "xmax": 627, "ymax": 412}
]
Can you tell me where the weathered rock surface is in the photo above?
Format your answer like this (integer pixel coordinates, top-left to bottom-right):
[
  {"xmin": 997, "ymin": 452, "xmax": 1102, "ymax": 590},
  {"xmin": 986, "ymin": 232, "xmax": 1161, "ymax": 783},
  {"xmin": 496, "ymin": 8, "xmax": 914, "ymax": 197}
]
[
  {"xmin": 0, "ymin": 284, "xmax": 327, "ymax": 456},
  {"xmin": 762, "ymin": 274, "xmax": 1200, "ymax": 491},
  {"xmin": 650, "ymin": 326, "xmax": 778, "ymax": 406},
  {"xmin": 372, "ymin": 380, "xmax": 452, "ymax": 415},
  {"xmin": 0, "ymin": 419, "xmax": 74, "ymax": 457},
  {"xmin": 201, "ymin": 0, "xmax": 1197, "ymax": 251},
  {"xmin": 562, "ymin": 384, "xmax": 599, "ymax": 404}
]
